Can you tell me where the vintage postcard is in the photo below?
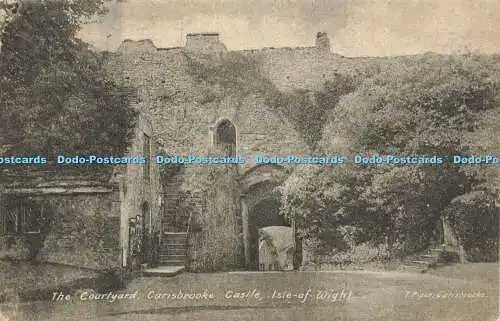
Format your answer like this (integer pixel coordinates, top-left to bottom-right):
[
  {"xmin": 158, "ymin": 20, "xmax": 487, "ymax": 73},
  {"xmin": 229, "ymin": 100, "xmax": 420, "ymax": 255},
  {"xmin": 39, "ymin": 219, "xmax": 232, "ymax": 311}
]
[{"xmin": 0, "ymin": 0, "xmax": 498, "ymax": 320}]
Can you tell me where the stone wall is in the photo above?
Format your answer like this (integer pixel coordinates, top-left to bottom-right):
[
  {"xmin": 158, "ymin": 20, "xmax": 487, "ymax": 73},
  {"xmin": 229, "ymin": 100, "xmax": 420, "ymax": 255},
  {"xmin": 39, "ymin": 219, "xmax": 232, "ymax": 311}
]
[
  {"xmin": 241, "ymin": 47, "xmax": 340, "ymax": 92},
  {"xmin": 104, "ymin": 34, "xmax": 336, "ymax": 271},
  {"xmin": 316, "ymin": 32, "xmax": 330, "ymax": 54},
  {"xmin": 185, "ymin": 33, "xmax": 227, "ymax": 54},
  {"xmin": 105, "ymin": 50, "xmax": 311, "ymax": 166},
  {"xmin": 117, "ymin": 39, "xmax": 157, "ymax": 54},
  {"xmin": 0, "ymin": 115, "xmax": 164, "ymax": 271},
  {"xmin": 118, "ymin": 115, "xmax": 163, "ymax": 267},
  {"xmin": 188, "ymin": 166, "xmax": 243, "ymax": 271},
  {"xmin": 34, "ymin": 193, "xmax": 121, "ymax": 270}
]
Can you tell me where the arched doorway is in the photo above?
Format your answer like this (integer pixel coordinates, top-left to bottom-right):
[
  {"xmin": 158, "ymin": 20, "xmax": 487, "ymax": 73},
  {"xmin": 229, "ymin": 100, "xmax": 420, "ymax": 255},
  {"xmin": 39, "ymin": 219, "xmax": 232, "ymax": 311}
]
[
  {"xmin": 239, "ymin": 164, "xmax": 293, "ymax": 270},
  {"xmin": 247, "ymin": 196, "xmax": 288, "ymax": 270},
  {"xmin": 140, "ymin": 202, "xmax": 150, "ymax": 264}
]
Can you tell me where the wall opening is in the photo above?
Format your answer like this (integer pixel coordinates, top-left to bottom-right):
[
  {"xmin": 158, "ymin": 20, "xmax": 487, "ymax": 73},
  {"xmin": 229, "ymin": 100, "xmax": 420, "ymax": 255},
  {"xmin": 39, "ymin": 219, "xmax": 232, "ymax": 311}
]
[
  {"xmin": 0, "ymin": 197, "xmax": 44, "ymax": 235},
  {"xmin": 248, "ymin": 197, "xmax": 288, "ymax": 270},
  {"xmin": 214, "ymin": 119, "xmax": 236, "ymax": 156},
  {"xmin": 140, "ymin": 202, "xmax": 150, "ymax": 264}
]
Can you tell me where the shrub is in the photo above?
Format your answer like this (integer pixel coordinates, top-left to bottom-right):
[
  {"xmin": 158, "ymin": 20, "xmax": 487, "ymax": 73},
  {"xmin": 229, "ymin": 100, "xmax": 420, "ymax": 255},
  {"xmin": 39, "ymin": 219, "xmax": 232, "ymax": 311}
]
[
  {"xmin": 444, "ymin": 191, "xmax": 499, "ymax": 262},
  {"xmin": 317, "ymin": 243, "xmax": 391, "ymax": 266}
]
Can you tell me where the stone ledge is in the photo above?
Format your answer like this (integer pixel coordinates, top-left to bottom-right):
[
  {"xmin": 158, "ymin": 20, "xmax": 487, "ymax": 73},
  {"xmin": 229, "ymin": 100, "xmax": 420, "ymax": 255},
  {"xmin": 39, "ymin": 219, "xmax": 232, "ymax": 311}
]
[{"xmin": 1, "ymin": 186, "xmax": 113, "ymax": 195}]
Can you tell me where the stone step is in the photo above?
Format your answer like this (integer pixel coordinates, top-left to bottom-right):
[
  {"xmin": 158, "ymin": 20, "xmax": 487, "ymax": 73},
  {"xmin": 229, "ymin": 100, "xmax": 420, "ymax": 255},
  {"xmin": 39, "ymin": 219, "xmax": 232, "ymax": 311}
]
[
  {"xmin": 161, "ymin": 247, "xmax": 187, "ymax": 252},
  {"xmin": 161, "ymin": 249, "xmax": 186, "ymax": 255},
  {"xmin": 162, "ymin": 225, "xmax": 187, "ymax": 230},
  {"xmin": 162, "ymin": 233, "xmax": 186, "ymax": 237},
  {"xmin": 411, "ymin": 260, "xmax": 432, "ymax": 265},
  {"xmin": 159, "ymin": 253, "xmax": 186, "ymax": 259},
  {"xmin": 162, "ymin": 239, "xmax": 187, "ymax": 243},
  {"xmin": 162, "ymin": 240, "xmax": 187, "ymax": 245},
  {"xmin": 160, "ymin": 250, "xmax": 186, "ymax": 255},
  {"xmin": 161, "ymin": 239, "xmax": 187, "ymax": 245},
  {"xmin": 158, "ymin": 259, "xmax": 186, "ymax": 266},
  {"xmin": 160, "ymin": 254, "xmax": 186, "ymax": 262},
  {"xmin": 163, "ymin": 230, "xmax": 188, "ymax": 234},
  {"xmin": 159, "ymin": 252, "xmax": 185, "ymax": 256},
  {"xmin": 160, "ymin": 248, "xmax": 186, "ymax": 254},
  {"xmin": 164, "ymin": 232, "xmax": 188, "ymax": 235},
  {"xmin": 161, "ymin": 246, "xmax": 187, "ymax": 251},
  {"xmin": 161, "ymin": 241, "xmax": 187, "ymax": 245},
  {"xmin": 158, "ymin": 254, "xmax": 185, "ymax": 260},
  {"xmin": 401, "ymin": 265, "xmax": 427, "ymax": 273},
  {"xmin": 142, "ymin": 266, "xmax": 185, "ymax": 277},
  {"xmin": 162, "ymin": 237, "xmax": 188, "ymax": 242},
  {"xmin": 160, "ymin": 244, "xmax": 186, "ymax": 248}
]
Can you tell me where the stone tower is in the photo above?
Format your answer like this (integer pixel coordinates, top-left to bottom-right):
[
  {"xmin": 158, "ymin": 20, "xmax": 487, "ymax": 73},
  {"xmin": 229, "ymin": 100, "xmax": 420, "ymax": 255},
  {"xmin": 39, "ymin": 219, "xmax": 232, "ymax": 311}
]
[{"xmin": 315, "ymin": 32, "xmax": 330, "ymax": 54}]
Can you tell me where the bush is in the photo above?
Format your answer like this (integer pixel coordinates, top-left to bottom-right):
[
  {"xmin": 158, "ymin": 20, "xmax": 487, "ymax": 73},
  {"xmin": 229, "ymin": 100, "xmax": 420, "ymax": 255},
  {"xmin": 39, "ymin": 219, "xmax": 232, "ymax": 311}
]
[
  {"xmin": 318, "ymin": 243, "xmax": 391, "ymax": 266},
  {"xmin": 439, "ymin": 250, "xmax": 460, "ymax": 263},
  {"xmin": 444, "ymin": 191, "xmax": 499, "ymax": 262}
]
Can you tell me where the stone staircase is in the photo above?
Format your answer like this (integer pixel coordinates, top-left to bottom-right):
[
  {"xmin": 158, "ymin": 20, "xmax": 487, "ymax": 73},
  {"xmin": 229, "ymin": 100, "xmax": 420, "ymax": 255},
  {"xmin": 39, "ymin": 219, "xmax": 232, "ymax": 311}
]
[
  {"xmin": 401, "ymin": 245, "xmax": 447, "ymax": 273},
  {"xmin": 162, "ymin": 175, "xmax": 185, "ymax": 233},
  {"xmin": 159, "ymin": 232, "xmax": 188, "ymax": 266},
  {"xmin": 143, "ymin": 232, "xmax": 187, "ymax": 277}
]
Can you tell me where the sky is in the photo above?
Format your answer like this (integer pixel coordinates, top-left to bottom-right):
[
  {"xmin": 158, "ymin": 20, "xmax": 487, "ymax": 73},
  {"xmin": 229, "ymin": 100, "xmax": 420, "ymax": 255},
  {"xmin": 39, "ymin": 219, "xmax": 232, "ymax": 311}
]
[{"xmin": 78, "ymin": 0, "xmax": 500, "ymax": 56}]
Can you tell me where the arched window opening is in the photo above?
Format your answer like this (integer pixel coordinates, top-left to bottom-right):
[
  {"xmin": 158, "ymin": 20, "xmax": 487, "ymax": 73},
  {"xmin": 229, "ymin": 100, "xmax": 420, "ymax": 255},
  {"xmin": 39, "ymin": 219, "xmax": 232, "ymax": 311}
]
[{"xmin": 215, "ymin": 119, "xmax": 236, "ymax": 156}]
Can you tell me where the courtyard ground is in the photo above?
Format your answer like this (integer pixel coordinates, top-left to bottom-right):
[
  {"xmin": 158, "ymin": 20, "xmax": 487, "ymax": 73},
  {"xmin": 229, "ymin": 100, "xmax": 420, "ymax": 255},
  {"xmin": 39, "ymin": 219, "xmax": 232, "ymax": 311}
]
[
  {"xmin": 0, "ymin": 262, "xmax": 497, "ymax": 321},
  {"xmin": 0, "ymin": 259, "xmax": 104, "ymax": 302}
]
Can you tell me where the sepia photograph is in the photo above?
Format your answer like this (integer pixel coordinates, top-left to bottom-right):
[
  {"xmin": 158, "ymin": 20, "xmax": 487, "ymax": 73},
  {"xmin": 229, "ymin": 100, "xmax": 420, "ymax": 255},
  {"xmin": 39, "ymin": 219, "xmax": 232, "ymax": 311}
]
[{"xmin": 0, "ymin": 0, "xmax": 499, "ymax": 320}]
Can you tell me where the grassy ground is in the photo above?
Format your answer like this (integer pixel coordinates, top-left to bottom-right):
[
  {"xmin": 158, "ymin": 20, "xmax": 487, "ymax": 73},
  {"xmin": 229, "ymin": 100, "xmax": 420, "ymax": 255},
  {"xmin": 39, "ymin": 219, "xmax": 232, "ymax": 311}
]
[
  {"xmin": 1, "ymin": 262, "xmax": 497, "ymax": 321},
  {"xmin": 425, "ymin": 262, "xmax": 498, "ymax": 283},
  {"xmin": 0, "ymin": 259, "xmax": 112, "ymax": 302}
]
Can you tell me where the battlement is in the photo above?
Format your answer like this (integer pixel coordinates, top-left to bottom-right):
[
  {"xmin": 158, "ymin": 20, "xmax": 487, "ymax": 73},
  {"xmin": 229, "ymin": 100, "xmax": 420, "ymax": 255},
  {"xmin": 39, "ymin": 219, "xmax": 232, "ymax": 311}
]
[
  {"xmin": 109, "ymin": 32, "xmax": 337, "ymax": 93},
  {"xmin": 316, "ymin": 32, "xmax": 330, "ymax": 54},
  {"xmin": 185, "ymin": 32, "xmax": 227, "ymax": 54},
  {"xmin": 117, "ymin": 39, "xmax": 156, "ymax": 54},
  {"xmin": 186, "ymin": 32, "xmax": 220, "ymax": 37},
  {"xmin": 114, "ymin": 32, "xmax": 331, "ymax": 57}
]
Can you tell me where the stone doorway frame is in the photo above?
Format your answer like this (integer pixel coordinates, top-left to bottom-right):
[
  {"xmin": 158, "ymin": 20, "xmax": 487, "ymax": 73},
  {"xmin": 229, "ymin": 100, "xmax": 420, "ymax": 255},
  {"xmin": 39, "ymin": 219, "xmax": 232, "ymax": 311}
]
[{"xmin": 238, "ymin": 164, "xmax": 291, "ymax": 268}]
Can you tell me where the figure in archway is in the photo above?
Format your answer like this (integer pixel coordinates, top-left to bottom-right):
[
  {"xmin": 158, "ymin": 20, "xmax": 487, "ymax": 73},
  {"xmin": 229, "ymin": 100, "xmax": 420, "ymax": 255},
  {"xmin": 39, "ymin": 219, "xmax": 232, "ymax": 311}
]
[
  {"xmin": 258, "ymin": 226, "xmax": 294, "ymax": 271},
  {"xmin": 248, "ymin": 197, "xmax": 289, "ymax": 269}
]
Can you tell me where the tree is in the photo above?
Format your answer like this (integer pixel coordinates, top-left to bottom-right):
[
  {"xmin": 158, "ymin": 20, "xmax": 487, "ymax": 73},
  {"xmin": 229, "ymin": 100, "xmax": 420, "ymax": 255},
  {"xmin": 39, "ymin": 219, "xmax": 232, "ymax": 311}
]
[
  {"xmin": 0, "ymin": 0, "xmax": 137, "ymax": 157},
  {"xmin": 280, "ymin": 74, "xmax": 357, "ymax": 149},
  {"xmin": 280, "ymin": 54, "xmax": 500, "ymax": 257},
  {"xmin": 460, "ymin": 106, "xmax": 500, "ymax": 196},
  {"xmin": 443, "ymin": 191, "xmax": 498, "ymax": 262}
]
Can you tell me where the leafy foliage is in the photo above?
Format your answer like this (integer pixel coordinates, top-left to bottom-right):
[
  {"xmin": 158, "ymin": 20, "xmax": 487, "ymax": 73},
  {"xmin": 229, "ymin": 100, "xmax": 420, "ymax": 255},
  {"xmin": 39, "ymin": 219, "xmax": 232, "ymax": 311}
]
[
  {"xmin": 460, "ymin": 106, "xmax": 500, "ymax": 195},
  {"xmin": 274, "ymin": 74, "xmax": 357, "ymax": 148},
  {"xmin": 0, "ymin": 1, "xmax": 137, "ymax": 157},
  {"xmin": 443, "ymin": 191, "xmax": 498, "ymax": 262},
  {"xmin": 280, "ymin": 54, "xmax": 500, "ymax": 259},
  {"xmin": 185, "ymin": 53, "xmax": 357, "ymax": 149}
]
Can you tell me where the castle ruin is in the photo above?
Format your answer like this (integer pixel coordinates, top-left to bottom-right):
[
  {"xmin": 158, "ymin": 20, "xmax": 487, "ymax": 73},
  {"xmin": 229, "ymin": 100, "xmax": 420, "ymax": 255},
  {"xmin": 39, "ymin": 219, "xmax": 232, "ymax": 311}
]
[{"xmin": 103, "ymin": 32, "xmax": 342, "ymax": 271}]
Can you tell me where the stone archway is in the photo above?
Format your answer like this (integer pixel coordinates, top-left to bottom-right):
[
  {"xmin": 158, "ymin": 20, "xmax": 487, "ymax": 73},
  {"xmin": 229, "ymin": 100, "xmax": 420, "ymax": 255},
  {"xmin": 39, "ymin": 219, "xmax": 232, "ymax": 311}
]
[{"xmin": 239, "ymin": 164, "xmax": 291, "ymax": 269}]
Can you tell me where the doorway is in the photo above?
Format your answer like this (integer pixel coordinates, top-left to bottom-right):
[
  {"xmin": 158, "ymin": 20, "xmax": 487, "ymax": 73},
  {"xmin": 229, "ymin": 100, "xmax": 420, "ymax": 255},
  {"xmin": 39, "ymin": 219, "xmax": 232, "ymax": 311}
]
[
  {"xmin": 248, "ymin": 197, "xmax": 288, "ymax": 270},
  {"xmin": 140, "ymin": 202, "xmax": 150, "ymax": 264}
]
